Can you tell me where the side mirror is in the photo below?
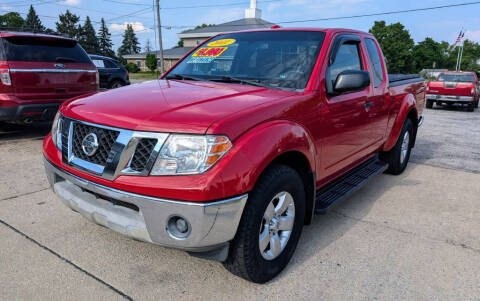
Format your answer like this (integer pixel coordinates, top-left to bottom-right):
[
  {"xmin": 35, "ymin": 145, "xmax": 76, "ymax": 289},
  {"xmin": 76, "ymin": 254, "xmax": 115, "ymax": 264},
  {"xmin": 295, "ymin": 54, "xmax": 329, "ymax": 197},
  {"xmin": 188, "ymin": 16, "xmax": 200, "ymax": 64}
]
[{"xmin": 334, "ymin": 70, "xmax": 370, "ymax": 93}]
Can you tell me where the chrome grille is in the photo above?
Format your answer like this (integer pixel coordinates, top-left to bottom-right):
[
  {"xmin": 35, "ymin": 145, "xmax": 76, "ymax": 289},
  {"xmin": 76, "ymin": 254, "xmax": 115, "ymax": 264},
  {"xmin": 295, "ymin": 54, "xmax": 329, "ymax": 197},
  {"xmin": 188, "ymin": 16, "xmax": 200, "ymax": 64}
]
[
  {"xmin": 62, "ymin": 117, "xmax": 169, "ymax": 180},
  {"xmin": 72, "ymin": 123, "xmax": 119, "ymax": 166},
  {"xmin": 129, "ymin": 138, "xmax": 158, "ymax": 172}
]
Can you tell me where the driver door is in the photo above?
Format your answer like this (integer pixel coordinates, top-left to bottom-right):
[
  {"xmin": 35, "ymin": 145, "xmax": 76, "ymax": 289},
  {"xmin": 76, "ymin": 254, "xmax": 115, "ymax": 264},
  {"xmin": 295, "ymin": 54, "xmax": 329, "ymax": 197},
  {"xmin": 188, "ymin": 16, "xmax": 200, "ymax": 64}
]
[{"xmin": 321, "ymin": 35, "xmax": 373, "ymax": 174}]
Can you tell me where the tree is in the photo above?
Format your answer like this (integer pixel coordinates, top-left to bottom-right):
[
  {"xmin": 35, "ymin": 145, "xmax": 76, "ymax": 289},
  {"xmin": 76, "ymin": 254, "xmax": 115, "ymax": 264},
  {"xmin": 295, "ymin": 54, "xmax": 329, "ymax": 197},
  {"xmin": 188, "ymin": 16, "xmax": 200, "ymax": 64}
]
[
  {"xmin": 448, "ymin": 40, "xmax": 480, "ymax": 71},
  {"xmin": 175, "ymin": 40, "xmax": 184, "ymax": 48},
  {"xmin": 78, "ymin": 16, "xmax": 99, "ymax": 54},
  {"xmin": 25, "ymin": 5, "xmax": 46, "ymax": 32},
  {"xmin": 145, "ymin": 53, "xmax": 158, "ymax": 72},
  {"xmin": 412, "ymin": 38, "xmax": 448, "ymax": 72},
  {"xmin": 97, "ymin": 18, "xmax": 115, "ymax": 58},
  {"xmin": 117, "ymin": 24, "xmax": 140, "ymax": 58},
  {"xmin": 0, "ymin": 12, "xmax": 25, "ymax": 31},
  {"xmin": 56, "ymin": 10, "xmax": 81, "ymax": 39},
  {"xmin": 145, "ymin": 39, "xmax": 152, "ymax": 53},
  {"xmin": 369, "ymin": 21, "xmax": 415, "ymax": 74}
]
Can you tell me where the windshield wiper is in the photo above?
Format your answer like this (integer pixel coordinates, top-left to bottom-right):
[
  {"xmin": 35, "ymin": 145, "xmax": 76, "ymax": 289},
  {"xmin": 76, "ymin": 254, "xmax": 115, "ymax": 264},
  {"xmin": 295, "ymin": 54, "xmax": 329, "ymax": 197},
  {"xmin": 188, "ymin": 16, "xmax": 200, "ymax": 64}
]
[
  {"xmin": 165, "ymin": 74, "xmax": 205, "ymax": 81},
  {"xmin": 209, "ymin": 76, "xmax": 268, "ymax": 88},
  {"xmin": 55, "ymin": 57, "xmax": 76, "ymax": 63}
]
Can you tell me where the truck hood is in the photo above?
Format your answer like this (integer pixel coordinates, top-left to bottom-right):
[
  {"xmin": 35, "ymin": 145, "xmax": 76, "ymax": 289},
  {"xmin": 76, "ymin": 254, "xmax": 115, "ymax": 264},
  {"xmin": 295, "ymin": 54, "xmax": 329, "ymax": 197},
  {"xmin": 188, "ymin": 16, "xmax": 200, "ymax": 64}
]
[{"xmin": 61, "ymin": 79, "xmax": 295, "ymax": 133}]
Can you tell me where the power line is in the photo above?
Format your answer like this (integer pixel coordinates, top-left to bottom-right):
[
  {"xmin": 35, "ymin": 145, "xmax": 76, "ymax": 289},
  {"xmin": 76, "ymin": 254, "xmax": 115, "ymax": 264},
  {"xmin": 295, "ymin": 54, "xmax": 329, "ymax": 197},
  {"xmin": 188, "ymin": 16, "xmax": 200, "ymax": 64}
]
[
  {"xmin": 161, "ymin": 0, "xmax": 281, "ymax": 10},
  {"xmin": 102, "ymin": 0, "xmax": 281, "ymax": 9},
  {"xmin": 276, "ymin": 1, "xmax": 480, "ymax": 24},
  {"xmin": 157, "ymin": 0, "xmax": 480, "ymax": 28},
  {"xmin": 103, "ymin": 0, "xmax": 151, "ymax": 7}
]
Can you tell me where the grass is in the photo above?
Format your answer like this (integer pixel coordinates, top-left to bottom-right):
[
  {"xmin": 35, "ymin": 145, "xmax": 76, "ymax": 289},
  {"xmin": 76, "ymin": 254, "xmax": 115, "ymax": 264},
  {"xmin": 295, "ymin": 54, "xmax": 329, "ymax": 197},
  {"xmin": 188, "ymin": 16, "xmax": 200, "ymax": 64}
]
[{"xmin": 129, "ymin": 72, "xmax": 160, "ymax": 81}]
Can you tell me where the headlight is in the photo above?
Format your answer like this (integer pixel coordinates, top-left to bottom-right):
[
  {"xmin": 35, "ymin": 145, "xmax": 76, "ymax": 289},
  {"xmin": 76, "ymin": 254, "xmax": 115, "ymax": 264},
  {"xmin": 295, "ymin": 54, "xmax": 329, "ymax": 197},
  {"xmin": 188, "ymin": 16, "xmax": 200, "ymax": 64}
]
[
  {"xmin": 150, "ymin": 134, "xmax": 232, "ymax": 175},
  {"xmin": 51, "ymin": 112, "xmax": 63, "ymax": 150}
]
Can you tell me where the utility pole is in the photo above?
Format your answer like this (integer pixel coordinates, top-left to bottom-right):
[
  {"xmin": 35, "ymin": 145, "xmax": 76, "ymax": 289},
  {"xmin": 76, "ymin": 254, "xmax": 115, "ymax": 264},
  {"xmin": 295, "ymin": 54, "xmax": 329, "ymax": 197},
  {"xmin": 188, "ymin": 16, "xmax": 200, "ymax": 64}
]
[{"xmin": 155, "ymin": 0, "xmax": 164, "ymax": 73}]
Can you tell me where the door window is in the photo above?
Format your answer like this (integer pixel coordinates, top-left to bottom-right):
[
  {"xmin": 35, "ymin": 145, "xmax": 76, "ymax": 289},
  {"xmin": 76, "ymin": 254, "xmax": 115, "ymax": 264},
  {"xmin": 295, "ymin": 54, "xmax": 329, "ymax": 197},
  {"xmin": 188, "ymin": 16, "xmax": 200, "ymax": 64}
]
[
  {"xmin": 328, "ymin": 43, "xmax": 362, "ymax": 87},
  {"xmin": 103, "ymin": 60, "xmax": 117, "ymax": 69},
  {"xmin": 365, "ymin": 39, "xmax": 385, "ymax": 87}
]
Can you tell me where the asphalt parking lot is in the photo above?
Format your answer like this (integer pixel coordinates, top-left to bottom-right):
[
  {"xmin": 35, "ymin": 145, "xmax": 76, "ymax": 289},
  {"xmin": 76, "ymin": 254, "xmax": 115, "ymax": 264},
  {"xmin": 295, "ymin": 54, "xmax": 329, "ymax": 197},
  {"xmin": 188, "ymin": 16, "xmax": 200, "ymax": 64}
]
[{"xmin": 1, "ymin": 106, "xmax": 479, "ymax": 300}]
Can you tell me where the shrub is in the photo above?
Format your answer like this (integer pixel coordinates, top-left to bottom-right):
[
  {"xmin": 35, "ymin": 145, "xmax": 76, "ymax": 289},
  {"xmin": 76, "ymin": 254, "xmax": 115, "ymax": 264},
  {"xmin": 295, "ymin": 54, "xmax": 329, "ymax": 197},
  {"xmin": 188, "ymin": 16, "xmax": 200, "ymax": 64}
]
[{"xmin": 125, "ymin": 62, "xmax": 139, "ymax": 73}]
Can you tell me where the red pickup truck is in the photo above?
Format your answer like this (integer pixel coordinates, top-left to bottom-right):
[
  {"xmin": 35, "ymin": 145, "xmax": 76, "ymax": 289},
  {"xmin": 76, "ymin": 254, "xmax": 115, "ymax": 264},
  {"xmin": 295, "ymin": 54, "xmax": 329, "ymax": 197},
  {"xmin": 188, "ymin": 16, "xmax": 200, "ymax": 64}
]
[
  {"xmin": 43, "ymin": 28, "xmax": 425, "ymax": 283},
  {"xmin": 426, "ymin": 71, "xmax": 479, "ymax": 111},
  {"xmin": 0, "ymin": 32, "xmax": 98, "ymax": 124}
]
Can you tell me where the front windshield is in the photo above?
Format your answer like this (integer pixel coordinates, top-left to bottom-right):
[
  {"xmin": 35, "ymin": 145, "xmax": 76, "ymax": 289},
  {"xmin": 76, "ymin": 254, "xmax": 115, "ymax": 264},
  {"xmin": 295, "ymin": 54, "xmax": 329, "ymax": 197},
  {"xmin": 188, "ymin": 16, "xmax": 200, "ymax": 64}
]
[
  {"xmin": 167, "ymin": 31, "xmax": 326, "ymax": 91},
  {"xmin": 437, "ymin": 73, "xmax": 475, "ymax": 83}
]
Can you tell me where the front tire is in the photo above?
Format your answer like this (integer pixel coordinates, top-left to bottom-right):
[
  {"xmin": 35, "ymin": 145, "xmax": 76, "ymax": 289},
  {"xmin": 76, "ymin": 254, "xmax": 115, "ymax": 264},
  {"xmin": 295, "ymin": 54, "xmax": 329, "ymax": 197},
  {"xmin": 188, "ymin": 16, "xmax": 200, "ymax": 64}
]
[
  {"xmin": 467, "ymin": 102, "xmax": 474, "ymax": 112},
  {"xmin": 223, "ymin": 164, "xmax": 305, "ymax": 283},
  {"xmin": 380, "ymin": 118, "xmax": 414, "ymax": 175}
]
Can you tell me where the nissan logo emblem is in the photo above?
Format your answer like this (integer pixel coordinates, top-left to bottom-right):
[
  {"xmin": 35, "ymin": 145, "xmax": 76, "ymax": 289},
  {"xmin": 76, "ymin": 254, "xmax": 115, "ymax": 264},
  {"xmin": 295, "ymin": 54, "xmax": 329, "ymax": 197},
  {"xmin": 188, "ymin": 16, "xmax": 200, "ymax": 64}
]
[{"xmin": 81, "ymin": 133, "xmax": 99, "ymax": 157}]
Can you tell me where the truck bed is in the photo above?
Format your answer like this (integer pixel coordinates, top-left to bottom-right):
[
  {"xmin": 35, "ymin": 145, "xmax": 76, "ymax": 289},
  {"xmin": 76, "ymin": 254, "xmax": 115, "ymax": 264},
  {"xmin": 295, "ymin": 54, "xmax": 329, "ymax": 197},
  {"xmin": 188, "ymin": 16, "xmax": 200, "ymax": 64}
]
[{"xmin": 389, "ymin": 74, "xmax": 424, "ymax": 87}]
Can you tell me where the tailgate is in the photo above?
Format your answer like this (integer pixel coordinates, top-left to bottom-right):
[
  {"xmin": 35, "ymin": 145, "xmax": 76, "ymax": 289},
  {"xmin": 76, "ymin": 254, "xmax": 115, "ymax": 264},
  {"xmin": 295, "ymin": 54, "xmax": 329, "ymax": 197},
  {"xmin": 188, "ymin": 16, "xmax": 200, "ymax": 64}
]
[
  {"xmin": 8, "ymin": 62, "xmax": 97, "ymax": 101},
  {"xmin": 1, "ymin": 36, "xmax": 97, "ymax": 102},
  {"xmin": 429, "ymin": 81, "xmax": 474, "ymax": 97}
]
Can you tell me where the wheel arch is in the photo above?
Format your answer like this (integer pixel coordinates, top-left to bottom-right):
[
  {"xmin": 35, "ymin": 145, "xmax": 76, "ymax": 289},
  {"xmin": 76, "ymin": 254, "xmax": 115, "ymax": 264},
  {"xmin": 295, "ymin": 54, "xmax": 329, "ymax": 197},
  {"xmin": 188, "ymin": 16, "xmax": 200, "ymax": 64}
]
[
  {"xmin": 383, "ymin": 94, "xmax": 418, "ymax": 151},
  {"xmin": 258, "ymin": 151, "xmax": 316, "ymax": 225},
  {"xmin": 222, "ymin": 120, "xmax": 317, "ymax": 225}
]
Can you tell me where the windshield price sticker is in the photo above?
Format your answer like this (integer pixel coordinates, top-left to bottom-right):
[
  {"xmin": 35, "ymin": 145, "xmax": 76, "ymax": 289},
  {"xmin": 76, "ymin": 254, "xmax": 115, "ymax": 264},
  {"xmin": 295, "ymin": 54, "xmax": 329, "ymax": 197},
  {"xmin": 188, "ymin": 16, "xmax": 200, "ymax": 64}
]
[
  {"xmin": 207, "ymin": 39, "xmax": 236, "ymax": 47},
  {"xmin": 192, "ymin": 47, "xmax": 228, "ymax": 58}
]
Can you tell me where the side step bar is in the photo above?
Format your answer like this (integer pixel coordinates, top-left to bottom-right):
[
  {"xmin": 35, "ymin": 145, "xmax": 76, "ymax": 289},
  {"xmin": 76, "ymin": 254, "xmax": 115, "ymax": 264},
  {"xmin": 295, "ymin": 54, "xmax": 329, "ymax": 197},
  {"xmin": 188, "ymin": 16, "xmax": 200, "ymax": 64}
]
[{"xmin": 315, "ymin": 156, "xmax": 388, "ymax": 214}]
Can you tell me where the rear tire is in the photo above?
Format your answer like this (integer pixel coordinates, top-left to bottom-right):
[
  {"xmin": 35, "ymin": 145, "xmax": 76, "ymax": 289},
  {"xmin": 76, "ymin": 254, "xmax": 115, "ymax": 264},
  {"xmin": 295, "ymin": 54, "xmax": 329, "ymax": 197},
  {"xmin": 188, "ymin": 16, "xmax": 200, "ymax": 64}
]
[
  {"xmin": 426, "ymin": 100, "xmax": 433, "ymax": 109},
  {"xmin": 223, "ymin": 164, "xmax": 305, "ymax": 283},
  {"xmin": 109, "ymin": 80, "xmax": 124, "ymax": 89},
  {"xmin": 380, "ymin": 118, "xmax": 414, "ymax": 175}
]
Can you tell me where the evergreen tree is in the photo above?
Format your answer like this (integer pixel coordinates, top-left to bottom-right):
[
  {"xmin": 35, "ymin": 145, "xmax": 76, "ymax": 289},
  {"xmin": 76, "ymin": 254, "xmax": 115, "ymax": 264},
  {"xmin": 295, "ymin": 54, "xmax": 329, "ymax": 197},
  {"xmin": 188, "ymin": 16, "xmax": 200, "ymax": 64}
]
[
  {"xmin": 25, "ymin": 5, "xmax": 46, "ymax": 32},
  {"xmin": 56, "ymin": 10, "xmax": 81, "ymax": 39},
  {"xmin": 78, "ymin": 16, "xmax": 99, "ymax": 54},
  {"xmin": 117, "ymin": 24, "xmax": 140, "ymax": 57},
  {"xmin": 97, "ymin": 18, "xmax": 115, "ymax": 58}
]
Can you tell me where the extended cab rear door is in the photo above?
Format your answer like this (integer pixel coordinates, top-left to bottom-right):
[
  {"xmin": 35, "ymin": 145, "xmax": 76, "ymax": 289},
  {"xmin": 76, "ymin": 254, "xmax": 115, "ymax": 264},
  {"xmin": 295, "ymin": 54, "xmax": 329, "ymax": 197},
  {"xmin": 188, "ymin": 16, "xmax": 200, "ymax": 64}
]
[
  {"xmin": 2, "ymin": 36, "xmax": 97, "ymax": 103},
  {"xmin": 363, "ymin": 37, "xmax": 389, "ymax": 144}
]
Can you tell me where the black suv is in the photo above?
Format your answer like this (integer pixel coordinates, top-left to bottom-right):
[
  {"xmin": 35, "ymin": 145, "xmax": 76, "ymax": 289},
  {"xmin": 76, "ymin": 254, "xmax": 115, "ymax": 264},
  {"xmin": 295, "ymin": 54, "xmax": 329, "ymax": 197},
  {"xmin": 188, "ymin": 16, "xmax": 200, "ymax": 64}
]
[{"xmin": 89, "ymin": 55, "xmax": 130, "ymax": 89}]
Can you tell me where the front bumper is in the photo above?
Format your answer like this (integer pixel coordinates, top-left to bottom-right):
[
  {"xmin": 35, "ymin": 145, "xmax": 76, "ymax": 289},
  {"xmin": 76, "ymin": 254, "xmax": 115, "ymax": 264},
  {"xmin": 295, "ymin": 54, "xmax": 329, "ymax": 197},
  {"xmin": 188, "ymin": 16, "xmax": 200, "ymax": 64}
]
[
  {"xmin": 426, "ymin": 94, "xmax": 474, "ymax": 103},
  {"xmin": 44, "ymin": 158, "xmax": 248, "ymax": 252}
]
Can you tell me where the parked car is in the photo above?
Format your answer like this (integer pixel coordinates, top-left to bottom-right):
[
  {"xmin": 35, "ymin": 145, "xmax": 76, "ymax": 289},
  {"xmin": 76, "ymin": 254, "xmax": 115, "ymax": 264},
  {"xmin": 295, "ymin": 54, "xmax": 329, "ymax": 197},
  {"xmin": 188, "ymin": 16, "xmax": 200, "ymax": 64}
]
[
  {"xmin": 0, "ymin": 31, "xmax": 98, "ymax": 124},
  {"xmin": 426, "ymin": 71, "xmax": 479, "ymax": 111},
  {"xmin": 43, "ymin": 28, "xmax": 425, "ymax": 283},
  {"xmin": 89, "ymin": 54, "xmax": 130, "ymax": 89}
]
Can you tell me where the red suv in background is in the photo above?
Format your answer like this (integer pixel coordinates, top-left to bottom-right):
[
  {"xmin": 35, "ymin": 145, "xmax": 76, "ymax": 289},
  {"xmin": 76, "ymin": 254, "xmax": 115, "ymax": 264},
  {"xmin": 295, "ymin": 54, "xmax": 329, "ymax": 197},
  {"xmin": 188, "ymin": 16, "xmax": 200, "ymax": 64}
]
[{"xmin": 0, "ymin": 32, "xmax": 98, "ymax": 124}]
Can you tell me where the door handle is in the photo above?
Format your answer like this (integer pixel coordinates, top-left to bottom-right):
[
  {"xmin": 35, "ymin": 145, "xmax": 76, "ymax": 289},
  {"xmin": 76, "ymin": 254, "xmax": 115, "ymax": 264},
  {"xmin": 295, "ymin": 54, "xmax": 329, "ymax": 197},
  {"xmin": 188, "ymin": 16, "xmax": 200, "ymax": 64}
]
[{"xmin": 364, "ymin": 101, "xmax": 373, "ymax": 109}]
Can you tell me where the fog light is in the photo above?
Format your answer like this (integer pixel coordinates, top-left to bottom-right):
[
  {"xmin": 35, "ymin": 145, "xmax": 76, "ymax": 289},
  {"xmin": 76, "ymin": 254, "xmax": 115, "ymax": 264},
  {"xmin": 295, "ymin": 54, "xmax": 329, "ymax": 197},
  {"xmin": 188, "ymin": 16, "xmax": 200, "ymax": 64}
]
[{"xmin": 167, "ymin": 216, "xmax": 191, "ymax": 239}]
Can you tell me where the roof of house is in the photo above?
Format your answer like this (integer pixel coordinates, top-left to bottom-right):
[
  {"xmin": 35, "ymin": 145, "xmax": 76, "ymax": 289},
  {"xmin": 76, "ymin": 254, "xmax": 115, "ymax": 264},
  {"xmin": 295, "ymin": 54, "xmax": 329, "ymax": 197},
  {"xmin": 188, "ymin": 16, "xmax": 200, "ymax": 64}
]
[
  {"xmin": 177, "ymin": 18, "xmax": 275, "ymax": 38},
  {"xmin": 123, "ymin": 47, "xmax": 194, "ymax": 60}
]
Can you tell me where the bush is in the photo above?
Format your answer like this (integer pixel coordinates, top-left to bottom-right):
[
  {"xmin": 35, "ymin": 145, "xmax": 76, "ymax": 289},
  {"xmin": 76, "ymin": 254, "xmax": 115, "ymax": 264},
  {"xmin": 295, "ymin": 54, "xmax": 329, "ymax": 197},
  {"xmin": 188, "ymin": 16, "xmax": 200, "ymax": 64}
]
[
  {"xmin": 125, "ymin": 63, "xmax": 139, "ymax": 73},
  {"xmin": 145, "ymin": 53, "xmax": 158, "ymax": 73}
]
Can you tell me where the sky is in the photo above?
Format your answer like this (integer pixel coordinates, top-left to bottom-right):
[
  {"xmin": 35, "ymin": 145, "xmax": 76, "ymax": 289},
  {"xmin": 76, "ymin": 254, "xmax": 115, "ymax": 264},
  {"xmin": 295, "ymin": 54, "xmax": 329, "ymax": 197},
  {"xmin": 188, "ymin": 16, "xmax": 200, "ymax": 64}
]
[{"xmin": 2, "ymin": 0, "xmax": 480, "ymax": 53}]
